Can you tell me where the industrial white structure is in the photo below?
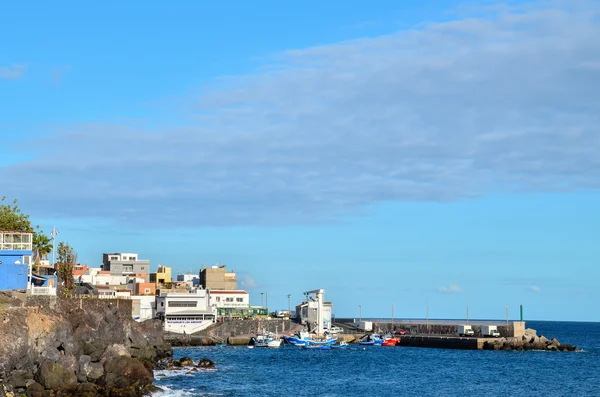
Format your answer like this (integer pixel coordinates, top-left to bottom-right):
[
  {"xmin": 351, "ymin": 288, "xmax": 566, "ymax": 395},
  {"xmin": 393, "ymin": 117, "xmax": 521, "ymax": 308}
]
[{"xmin": 296, "ymin": 289, "xmax": 332, "ymax": 335}]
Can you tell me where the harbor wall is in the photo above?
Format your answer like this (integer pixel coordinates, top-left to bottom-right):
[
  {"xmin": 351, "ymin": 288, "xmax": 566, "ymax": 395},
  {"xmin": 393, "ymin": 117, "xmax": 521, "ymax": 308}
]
[{"xmin": 353, "ymin": 321, "xmax": 521, "ymax": 338}]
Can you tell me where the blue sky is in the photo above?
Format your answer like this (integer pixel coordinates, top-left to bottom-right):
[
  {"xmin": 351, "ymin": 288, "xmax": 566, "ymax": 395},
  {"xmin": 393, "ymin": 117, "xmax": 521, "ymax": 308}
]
[{"xmin": 1, "ymin": 0, "xmax": 599, "ymax": 321}]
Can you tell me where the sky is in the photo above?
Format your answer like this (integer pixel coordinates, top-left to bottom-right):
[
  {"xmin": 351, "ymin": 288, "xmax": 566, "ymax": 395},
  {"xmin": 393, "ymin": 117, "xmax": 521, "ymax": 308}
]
[{"xmin": 1, "ymin": 0, "xmax": 599, "ymax": 321}]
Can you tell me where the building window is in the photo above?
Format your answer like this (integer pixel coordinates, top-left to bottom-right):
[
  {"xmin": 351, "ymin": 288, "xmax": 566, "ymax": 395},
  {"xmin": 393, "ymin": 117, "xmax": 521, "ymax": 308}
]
[
  {"xmin": 215, "ymin": 297, "xmax": 220, "ymax": 302},
  {"xmin": 226, "ymin": 297, "xmax": 233, "ymax": 302},
  {"xmin": 236, "ymin": 298, "xmax": 243, "ymax": 302}
]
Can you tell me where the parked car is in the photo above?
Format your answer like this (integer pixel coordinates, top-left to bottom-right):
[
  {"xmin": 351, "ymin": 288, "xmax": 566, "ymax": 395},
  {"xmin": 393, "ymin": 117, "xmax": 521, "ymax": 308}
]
[
  {"xmin": 394, "ymin": 328, "xmax": 408, "ymax": 335},
  {"xmin": 328, "ymin": 326, "xmax": 344, "ymax": 334}
]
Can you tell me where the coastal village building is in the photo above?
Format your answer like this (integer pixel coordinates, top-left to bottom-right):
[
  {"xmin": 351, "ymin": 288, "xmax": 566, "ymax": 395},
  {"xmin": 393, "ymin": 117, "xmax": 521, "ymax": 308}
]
[
  {"xmin": 176, "ymin": 272, "xmax": 200, "ymax": 287},
  {"xmin": 149, "ymin": 265, "xmax": 172, "ymax": 287},
  {"xmin": 0, "ymin": 231, "xmax": 32, "ymax": 291},
  {"xmin": 210, "ymin": 290, "xmax": 251, "ymax": 318},
  {"xmin": 132, "ymin": 295, "xmax": 156, "ymax": 322},
  {"xmin": 102, "ymin": 253, "xmax": 150, "ymax": 282},
  {"xmin": 156, "ymin": 288, "xmax": 216, "ymax": 334},
  {"xmin": 199, "ymin": 265, "xmax": 237, "ymax": 290}
]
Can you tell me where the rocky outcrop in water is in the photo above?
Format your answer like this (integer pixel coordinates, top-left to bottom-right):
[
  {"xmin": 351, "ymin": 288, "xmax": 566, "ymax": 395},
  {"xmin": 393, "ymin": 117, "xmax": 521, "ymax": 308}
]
[
  {"xmin": 0, "ymin": 291, "xmax": 172, "ymax": 396},
  {"xmin": 482, "ymin": 328, "xmax": 579, "ymax": 352}
]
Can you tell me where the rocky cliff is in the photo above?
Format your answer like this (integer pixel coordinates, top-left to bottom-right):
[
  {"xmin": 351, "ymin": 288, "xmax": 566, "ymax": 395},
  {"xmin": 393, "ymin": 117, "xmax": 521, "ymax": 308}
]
[{"xmin": 0, "ymin": 292, "xmax": 172, "ymax": 397}]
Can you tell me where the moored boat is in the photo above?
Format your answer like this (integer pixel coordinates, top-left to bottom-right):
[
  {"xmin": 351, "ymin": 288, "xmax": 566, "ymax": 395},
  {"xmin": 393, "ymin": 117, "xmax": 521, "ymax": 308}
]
[
  {"xmin": 381, "ymin": 337, "xmax": 400, "ymax": 346},
  {"xmin": 331, "ymin": 341, "xmax": 349, "ymax": 349},
  {"xmin": 358, "ymin": 334, "xmax": 384, "ymax": 346}
]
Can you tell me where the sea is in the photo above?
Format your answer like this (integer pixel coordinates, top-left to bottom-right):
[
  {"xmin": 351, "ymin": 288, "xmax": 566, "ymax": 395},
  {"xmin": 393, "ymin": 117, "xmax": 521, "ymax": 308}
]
[{"xmin": 152, "ymin": 321, "xmax": 600, "ymax": 397}]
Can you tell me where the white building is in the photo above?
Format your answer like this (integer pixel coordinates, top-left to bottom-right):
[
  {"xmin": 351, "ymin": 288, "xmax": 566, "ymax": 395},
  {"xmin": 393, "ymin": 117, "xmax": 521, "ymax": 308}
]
[
  {"xmin": 176, "ymin": 273, "xmax": 200, "ymax": 287},
  {"xmin": 156, "ymin": 288, "xmax": 216, "ymax": 334},
  {"xmin": 132, "ymin": 295, "xmax": 156, "ymax": 322},
  {"xmin": 210, "ymin": 290, "xmax": 250, "ymax": 318}
]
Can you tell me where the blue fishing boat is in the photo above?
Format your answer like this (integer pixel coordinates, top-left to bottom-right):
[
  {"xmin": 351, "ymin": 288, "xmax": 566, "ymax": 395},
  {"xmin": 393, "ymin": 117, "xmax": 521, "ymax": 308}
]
[
  {"xmin": 331, "ymin": 341, "xmax": 349, "ymax": 349},
  {"xmin": 283, "ymin": 330, "xmax": 311, "ymax": 345},
  {"xmin": 358, "ymin": 334, "xmax": 384, "ymax": 346}
]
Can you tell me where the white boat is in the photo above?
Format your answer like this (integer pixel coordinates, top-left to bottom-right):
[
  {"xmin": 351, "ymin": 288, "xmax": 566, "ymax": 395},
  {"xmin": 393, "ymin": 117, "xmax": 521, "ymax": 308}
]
[{"xmin": 252, "ymin": 327, "xmax": 282, "ymax": 348}]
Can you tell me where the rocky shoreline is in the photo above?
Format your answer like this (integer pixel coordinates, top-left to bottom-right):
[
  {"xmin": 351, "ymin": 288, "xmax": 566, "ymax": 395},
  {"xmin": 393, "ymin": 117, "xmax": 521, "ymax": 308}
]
[
  {"xmin": 482, "ymin": 328, "xmax": 580, "ymax": 352},
  {"xmin": 0, "ymin": 292, "xmax": 172, "ymax": 397}
]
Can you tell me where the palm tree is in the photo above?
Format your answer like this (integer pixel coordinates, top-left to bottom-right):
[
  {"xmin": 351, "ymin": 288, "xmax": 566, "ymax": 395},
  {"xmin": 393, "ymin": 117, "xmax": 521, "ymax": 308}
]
[{"xmin": 32, "ymin": 231, "xmax": 52, "ymax": 274}]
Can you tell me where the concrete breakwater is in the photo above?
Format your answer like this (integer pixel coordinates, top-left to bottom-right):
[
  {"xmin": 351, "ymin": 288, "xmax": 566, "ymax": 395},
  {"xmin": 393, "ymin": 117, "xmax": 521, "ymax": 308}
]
[
  {"xmin": 166, "ymin": 319, "xmax": 578, "ymax": 352},
  {"xmin": 0, "ymin": 291, "xmax": 172, "ymax": 397}
]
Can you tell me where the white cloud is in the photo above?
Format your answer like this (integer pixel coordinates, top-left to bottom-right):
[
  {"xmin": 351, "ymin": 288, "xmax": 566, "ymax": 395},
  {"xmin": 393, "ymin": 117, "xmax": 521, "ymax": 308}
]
[
  {"xmin": 529, "ymin": 285, "xmax": 541, "ymax": 293},
  {"xmin": 438, "ymin": 284, "xmax": 462, "ymax": 294},
  {"xmin": 0, "ymin": 64, "xmax": 27, "ymax": 79},
  {"xmin": 240, "ymin": 276, "xmax": 258, "ymax": 288},
  {"xmin": 1, "ymin": 1, "xmax": 599, "ymax": 226}
]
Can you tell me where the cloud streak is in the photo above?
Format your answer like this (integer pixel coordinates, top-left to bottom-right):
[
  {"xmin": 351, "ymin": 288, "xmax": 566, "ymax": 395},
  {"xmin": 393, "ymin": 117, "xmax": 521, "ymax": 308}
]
[
  {"xmin": 1, "ymin": 1, "xmax": 599, "ymax": 227},
  {"xmin": 0, "ymin": 64, "xmax": 26, "ymax": 79}
]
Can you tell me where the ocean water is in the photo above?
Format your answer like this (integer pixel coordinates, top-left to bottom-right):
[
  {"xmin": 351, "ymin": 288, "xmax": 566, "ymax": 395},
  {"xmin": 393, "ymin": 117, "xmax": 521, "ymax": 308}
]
[{"xmin": 153, "ymin": 321, "xmax": 600, "ymax": 396}]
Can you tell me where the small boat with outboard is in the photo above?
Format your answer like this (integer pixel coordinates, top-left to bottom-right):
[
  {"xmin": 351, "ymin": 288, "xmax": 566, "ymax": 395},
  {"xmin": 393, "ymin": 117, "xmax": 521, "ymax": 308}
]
[{"xmin": 358, "ymin": 333, "xmax": 384, "ymax": 346}]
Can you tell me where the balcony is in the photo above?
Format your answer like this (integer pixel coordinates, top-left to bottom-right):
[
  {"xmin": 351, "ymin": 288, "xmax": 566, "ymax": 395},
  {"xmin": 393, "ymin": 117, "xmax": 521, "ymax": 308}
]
[{"xmin": 0, "ymin": 231, "xmax": 33, "ymax": 251}]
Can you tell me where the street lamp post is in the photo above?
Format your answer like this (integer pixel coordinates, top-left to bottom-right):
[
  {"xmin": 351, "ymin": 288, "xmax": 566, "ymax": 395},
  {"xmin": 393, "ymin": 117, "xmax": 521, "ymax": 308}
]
[
  {"xmin": 426, "ymin": 303, "xmax": 429, "ymax": 332},
  {"xmin": 265, "ymin": 291, "xmax": 268, "ymax": 312},
  {"xmin": 359, "ymin": 305, "xmax": 362, "ymax": 323},
  {"xmin": 505, "ymin": 305, "xmax": 509, "ymax": 328},
  {"xmin": 287, "ymin": 294, "xmax": 291, "ymax": 315},
  {"xmin": 260, "ymin": 292, "xmax": 264, "ymax": 308}
]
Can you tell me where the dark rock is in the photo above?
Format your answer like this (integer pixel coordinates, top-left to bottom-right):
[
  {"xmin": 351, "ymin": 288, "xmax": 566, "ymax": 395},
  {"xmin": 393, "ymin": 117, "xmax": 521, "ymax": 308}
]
[
  {"xmin": 78, "ymin": 355, "xmax": 104, "ymax": 382},
  {"xmin": 562, "ymin": 344, "xmax": 576, "ymax": 352},
  {"xmin": 100, "ymin": 344, "xmax": 131, "ymax": 363},
  {"xmin": 34, "ymin": 360, "xmax": 78, "ymax": 391},
  {"xmin": 101, "ymin": 356, "xmax": 153, "ymax": 391},
  {"xmin": 179, "ymin": 356, "xmax": 194, "ymax": 366},
  {"xmin": 75, "ymin": 382, "xmax": 99, "ymax": 397},
  {"xmin": 25, "ymin": 381, "xmax": 45, "ymax": 397},
  {"xmin": 171, "ymin": 360, "xmax": 182, "ymax": 368},
  {"xmin": 197, "ymin": 359, "xmax": 215, "ymax": 369},
  {"xmin": 9, "ymin": 369, "xmax": 33, "ymax": 388}
]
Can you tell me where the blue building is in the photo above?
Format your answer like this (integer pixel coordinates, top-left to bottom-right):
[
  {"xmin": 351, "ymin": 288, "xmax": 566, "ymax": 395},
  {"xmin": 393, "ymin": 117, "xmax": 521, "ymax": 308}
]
[{"xmin": 0, "ymin": 231, "xmax": 33, "ymax": 291}]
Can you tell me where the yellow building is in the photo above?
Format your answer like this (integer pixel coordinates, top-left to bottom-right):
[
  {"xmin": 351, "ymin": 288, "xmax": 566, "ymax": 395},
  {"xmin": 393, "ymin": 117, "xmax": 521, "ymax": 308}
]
[{"xmin": 150, "ymin": 264, "xmax": 172, "ymax": 287}]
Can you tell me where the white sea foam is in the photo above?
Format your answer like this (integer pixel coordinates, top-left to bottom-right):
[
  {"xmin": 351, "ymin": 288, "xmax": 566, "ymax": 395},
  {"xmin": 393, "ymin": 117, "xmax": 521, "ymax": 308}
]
[
  {"xmin": 151, "ymin": 385, "xmax": 197, "ymax": 397},
  {"xmin": 154, "ymin": 366, "xmax": 216, "ymax": 379},
  {"xmin": 152, "ymin": 385, "xmax": 224, "ymax": 397}
]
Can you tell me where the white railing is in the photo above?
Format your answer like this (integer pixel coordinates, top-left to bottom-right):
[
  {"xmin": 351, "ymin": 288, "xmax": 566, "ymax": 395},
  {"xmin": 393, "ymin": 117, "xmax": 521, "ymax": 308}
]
[
  {"xmin": 27, "ymin": 286, "xmax": 57, "ymax": 296},
  {"xmin": 0, "ymin": 232, "xmax": 33, "ymax": 251}
]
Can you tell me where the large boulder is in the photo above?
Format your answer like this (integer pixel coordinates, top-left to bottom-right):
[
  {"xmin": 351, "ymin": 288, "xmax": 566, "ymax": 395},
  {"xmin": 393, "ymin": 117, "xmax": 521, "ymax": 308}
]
[
  {"xmin": 78, "ymin": 355, "xmax": 104, "ymax": 382},
  {"xmin": 101, "ymin": 356, "xmax": 153, "ymax": 392},
  {"xmin": 25, "ymin": 381, "xmax": 45, "ymax": 397},
  {"xmin": 34, "ymin": 360, "xmax": 78, "ymax": 391},
  {"xmin": 8, "ymin": 369, "xmax": 33, "ymax": 389},
  {"xmin": 100, "ymin": 344, "xmax": 131, "ymax": 364}
]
